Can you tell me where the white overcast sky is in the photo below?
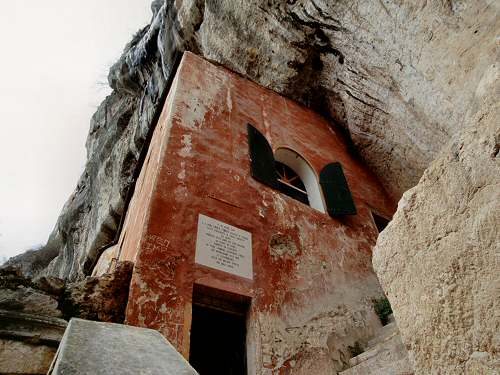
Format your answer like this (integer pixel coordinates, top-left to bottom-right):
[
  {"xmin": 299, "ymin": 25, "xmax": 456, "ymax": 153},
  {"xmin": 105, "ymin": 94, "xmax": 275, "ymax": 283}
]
[{"xmin": 0, "ymin": 1, "xmax": 153, "ymax": 261}]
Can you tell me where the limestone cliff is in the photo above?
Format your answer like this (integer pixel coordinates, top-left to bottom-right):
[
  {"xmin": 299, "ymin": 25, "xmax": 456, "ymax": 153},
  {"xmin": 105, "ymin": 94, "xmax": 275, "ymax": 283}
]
[
  {"xmin": 373, "ymin": 62, "xmax": 499, "ymax": 373},
  {"xmin": 7, "ymin": 0, "xmax": 498, "ymax": 287}
]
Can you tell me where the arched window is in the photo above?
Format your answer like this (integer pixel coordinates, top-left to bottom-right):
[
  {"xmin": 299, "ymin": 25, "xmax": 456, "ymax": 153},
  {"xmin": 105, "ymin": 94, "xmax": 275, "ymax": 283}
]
[
  {"xmin": 247, "ymin": 124, "xmax": 355, "ymax": 216},
  {"xmin": 275, "ymin": 160, "xmax": 309, "ymax": 205},
  {"xmin": 274, "ymin": 148, "xmax": 326, "ymax": 213},
  {"xmin": 276, "ymin": 162, "xmax": 308, "ymax": 192}
]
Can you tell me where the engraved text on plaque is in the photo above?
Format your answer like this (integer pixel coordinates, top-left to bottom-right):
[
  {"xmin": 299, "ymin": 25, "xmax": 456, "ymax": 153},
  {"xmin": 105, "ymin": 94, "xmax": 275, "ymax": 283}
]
[{"xmin": 195, "ymin": 214, "xmax": 253, "ymax": 279}]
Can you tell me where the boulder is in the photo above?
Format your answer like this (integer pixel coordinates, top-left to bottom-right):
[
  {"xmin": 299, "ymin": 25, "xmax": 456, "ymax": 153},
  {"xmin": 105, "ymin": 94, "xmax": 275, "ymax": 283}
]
[
  {"xmin": 373, "ymin": 68, "xmax": 499, "ymax": 373},
  {"xmin": 59, "ymin": 261, "xmax": 133, "ymax": 322}
]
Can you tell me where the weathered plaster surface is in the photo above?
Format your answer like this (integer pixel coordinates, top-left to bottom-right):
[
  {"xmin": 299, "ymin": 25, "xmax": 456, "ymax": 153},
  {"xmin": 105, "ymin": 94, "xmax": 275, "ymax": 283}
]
[{"xmin": 115, "ymin": 53, "xmax": 394, "ymax": 373}]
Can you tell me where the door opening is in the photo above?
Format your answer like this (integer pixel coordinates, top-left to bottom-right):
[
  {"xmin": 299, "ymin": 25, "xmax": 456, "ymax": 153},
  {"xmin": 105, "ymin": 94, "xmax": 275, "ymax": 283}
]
[{"xmin": 189, "ymin": 285, "xmax": 249, "ymax": 375}]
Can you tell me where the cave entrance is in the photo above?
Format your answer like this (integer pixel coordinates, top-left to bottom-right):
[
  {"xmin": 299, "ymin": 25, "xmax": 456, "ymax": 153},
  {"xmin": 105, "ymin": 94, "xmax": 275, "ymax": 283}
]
[{"xmin": 189, "ymin": 285, "xmax": 249, "ymax": 375}]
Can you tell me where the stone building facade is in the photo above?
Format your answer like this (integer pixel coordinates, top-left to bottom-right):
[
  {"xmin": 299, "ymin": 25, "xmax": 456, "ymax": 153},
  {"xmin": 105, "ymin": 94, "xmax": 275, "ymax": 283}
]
[{"xmin": 94, "ymin": 52, "xmax": 395, "ymax": 373}]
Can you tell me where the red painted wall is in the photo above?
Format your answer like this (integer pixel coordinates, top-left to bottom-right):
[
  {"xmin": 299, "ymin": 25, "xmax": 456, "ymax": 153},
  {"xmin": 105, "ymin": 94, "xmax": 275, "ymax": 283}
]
[{"xmin": 113, "ymin": 52, "xmax": 395, "ymax": 373}]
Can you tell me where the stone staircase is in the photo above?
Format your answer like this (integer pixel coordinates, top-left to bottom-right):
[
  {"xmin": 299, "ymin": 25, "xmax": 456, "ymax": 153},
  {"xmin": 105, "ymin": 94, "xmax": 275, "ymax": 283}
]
[{"xmin": 339, "ymin": 315, "xmax": 414, "ymax": 375}]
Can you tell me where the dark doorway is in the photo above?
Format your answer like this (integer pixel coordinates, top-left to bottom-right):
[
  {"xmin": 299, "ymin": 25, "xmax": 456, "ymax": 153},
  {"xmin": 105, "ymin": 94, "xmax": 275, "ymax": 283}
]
[{"xmin": 189, "ymin": 285, "xmax": 249, "ymax": 375}]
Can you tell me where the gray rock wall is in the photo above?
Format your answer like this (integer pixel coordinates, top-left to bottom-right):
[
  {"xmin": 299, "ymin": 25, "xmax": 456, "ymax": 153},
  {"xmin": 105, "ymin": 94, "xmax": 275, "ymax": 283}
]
[
  {"xmin": 8, "ymin": 1, "xmax": 498, "ymax": 286},
  {"xmin": 373, "ymin": 61, "xmax": 499, "ymax": 373}
]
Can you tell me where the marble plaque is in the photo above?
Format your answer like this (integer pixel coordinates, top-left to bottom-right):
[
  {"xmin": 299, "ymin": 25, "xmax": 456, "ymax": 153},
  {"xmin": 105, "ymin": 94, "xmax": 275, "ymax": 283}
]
[{"xmin": 195, "ymin": 214, "xmax": 253, "ymax": 279}]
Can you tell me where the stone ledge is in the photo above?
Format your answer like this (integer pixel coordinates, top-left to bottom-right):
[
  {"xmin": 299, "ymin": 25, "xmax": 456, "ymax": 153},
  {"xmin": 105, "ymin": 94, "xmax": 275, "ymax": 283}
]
[
  {"xmin": 49, "ymin": 318, "xmax": 198, "ymax": 375},
  {"xmin": 0, "ymin": 309, "xmax": 67, "ymax": 346},
  {"xmin": 0, "ymin": 309, "xmax": 67, "ymax": 327}
]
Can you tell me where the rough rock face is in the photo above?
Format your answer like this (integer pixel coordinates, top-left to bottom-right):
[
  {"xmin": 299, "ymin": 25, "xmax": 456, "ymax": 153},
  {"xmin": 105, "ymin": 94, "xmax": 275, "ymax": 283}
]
[
  {"xmin": 60, "ymin": 261, "xmax": 133, "ymax": 322},
  {"xmin": 0, "ymin": 310, "xmax": 67, "ymax": 375},
  {"xmin": 0, "ymin": 262, "xmax": 133, "ymax": 324},
  {"xmin": 8, "ymin": 1, "xmax": 499, "ymax": 283},
  {"xmin": 373, "ymin": 65, "xmax": 499, "ymax": 373},
  {"xmin": 0, "ymin": 264, "xmax": 133, "ymax": 374},
  {"xmin": 0, "ymin": 267, "xmax": 62, "ymax": 318},
  {"xmin": 3, "ymin": 242, "xmax": 60, "ymax": 278}
]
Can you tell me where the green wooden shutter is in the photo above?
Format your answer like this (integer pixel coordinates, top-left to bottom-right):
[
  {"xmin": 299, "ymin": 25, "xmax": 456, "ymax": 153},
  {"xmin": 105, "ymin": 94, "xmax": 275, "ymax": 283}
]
[
  {"xmin": 247, "ymin": 124, "xmax": 278, "ymax": 189},
  {"xmin": 320, "ymin": 162, "xmax": 357, "ymax": 216}
]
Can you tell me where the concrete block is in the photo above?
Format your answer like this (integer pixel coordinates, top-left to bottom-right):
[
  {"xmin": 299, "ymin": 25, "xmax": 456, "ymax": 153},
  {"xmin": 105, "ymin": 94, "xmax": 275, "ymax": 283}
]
[{"xmin": 49, "ymin": 318, "xmax": 198, "ymax": 375}]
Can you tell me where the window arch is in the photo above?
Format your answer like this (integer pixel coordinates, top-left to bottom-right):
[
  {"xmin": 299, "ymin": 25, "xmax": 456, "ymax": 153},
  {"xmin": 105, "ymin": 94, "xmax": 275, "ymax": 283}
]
[
  {"xmin": 275, "ymin": 160, "xmax": 309, "ymax": 205},
  {"xmin": 247, "ymin": 124, "xmax": 355, "ymax": 216},
  {"xmin": 274, "ymin": 148, "xmax": 326, "ymax": 213}
]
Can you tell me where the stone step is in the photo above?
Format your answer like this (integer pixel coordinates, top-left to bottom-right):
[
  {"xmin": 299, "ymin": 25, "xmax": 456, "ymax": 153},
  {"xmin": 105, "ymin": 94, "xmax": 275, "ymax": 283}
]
[
  {"xmin": 367, "ymin": 321, "xmax": 399, "ymax": 348},
  {"xmin": 341, "ymin": 333, "xmax": 413, "ymax": 375},
  {"xmin": 340, "ymin": 357, "xmax": 414, "ymax": 375},
  {"xmin": 349, "ymin": 326, "xmax": 401, "ymax": 367},
  {"xmin": 349, "ymin": 345, "xmax": 380, "ymax": 367},
  {"xmin": 349, "ymin": 329, "xmax": 409, "ymax": 366}
]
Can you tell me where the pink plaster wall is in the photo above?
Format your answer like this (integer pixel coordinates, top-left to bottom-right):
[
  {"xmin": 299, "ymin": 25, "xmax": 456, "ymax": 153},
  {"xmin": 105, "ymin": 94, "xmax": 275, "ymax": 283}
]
[{"xmin": 113, "ymin": 52, "xmax": 395, "ymax": 373}]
